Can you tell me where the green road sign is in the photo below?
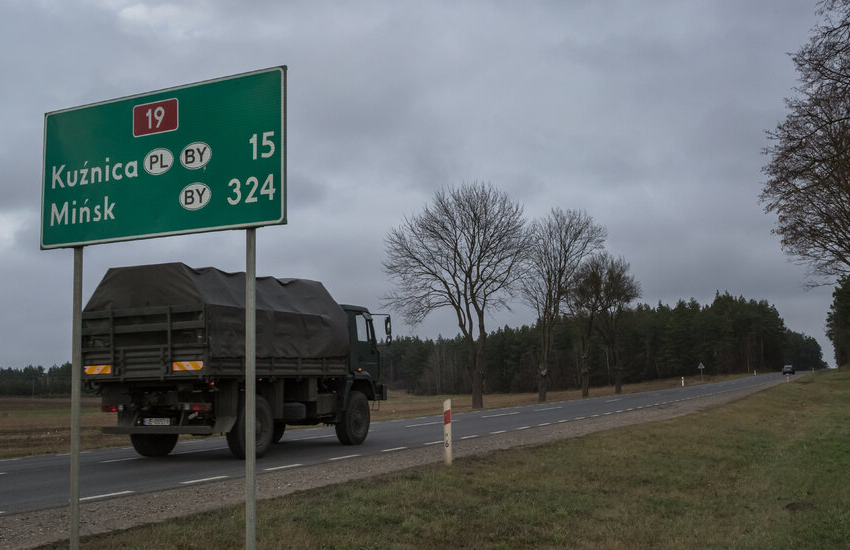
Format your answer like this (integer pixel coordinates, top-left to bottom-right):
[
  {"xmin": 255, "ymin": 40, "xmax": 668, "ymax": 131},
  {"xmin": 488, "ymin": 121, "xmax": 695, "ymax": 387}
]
[{"xmin": 41, "ymin": 67, "xmax": 286, "ymax": 249}]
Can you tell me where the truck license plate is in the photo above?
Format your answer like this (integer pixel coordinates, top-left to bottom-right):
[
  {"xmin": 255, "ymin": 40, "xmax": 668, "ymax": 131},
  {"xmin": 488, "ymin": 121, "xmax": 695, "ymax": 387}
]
[{"xmin": 142, "ymin": 418, "xmax": 171, "ymax": 426}]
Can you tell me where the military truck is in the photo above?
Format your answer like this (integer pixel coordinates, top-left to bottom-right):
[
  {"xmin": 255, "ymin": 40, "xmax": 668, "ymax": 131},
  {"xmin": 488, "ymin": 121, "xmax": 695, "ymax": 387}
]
[{"xmin": 81, "ymin": 263, "xmax": 390, "ymax": 459}]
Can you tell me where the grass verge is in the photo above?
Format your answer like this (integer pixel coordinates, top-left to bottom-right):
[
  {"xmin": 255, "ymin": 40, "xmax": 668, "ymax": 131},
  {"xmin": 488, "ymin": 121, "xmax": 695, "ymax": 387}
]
[{"xmin": 37, "ymin": 370, "xmax": 850, "ymax": 549}]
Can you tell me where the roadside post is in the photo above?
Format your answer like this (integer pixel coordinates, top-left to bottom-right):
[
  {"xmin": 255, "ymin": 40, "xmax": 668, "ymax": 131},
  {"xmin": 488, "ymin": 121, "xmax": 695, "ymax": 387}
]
[
  {"xmin": 41, "ymin": 67, "xmax": 286, "ymax": 550},
  {"xmin": 698, "ymin": 362, "xmax": 705, "ymax": 382},
  {"xmin": 681, "ymin": 376, "xmax": 685, "ymax": 387},
  {"xmin": 444, "ymin": 399, "xmax": 452, "ymax": 466}
]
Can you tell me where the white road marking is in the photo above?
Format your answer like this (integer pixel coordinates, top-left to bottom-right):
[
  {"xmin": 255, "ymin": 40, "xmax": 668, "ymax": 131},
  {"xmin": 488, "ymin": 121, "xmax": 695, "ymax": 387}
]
[
  {"xmin": 180, "ymin": 476, "xmax": 229, "ymax": 485},
  {"xmin": 605, "ymin": 398, "xmax": 622, "ymax": 403},
  {"xmin": 100, "ymin": 457, "xmax": 141, "ymax": 464},
  {"xmin": 172, "ymin": 447, "xmax": 228, "ymax": 456},
  {"xmin": 288, "ymin": 434, "xmax": 336, "ymax": 441},
  {"xmin": 461, "ymin": 435, "xmax": 479, "ymax": 440},
  {"xmin": 537, "ymin": 422, "xmax": 551, "ymax": 427},
  {"xmin": 329, "ymin": 454, "xmax": 360, "ymax": 461},
  {"xmin": 482, "ymin": 412, "xmax": 520, "ymax": 418},
  {"xmin": 406, "ymin": 421, "xmax": 443, "ymax": 428},
  {"xmin": 534, "ymin": 406, "xmax": 562, "ymax": 412},
  {"xmin": 381, "ymin": 447, "xmax": 408, "ymax": 453},
  {"xmin": 81, "ymin": 490, "xmax": 135, "ymax": 501},
  {"xmin": 490, "ymin": 430, "xmax": 507, "ymax": 434},
  {"xmin": 264, "ymin": 464, "xmax": 303, "ymax": 472},
  {"xmin": 424, "ymin": 441, "xmax": 442, "ymax": 446},
  {"xmin": 516, "ymin": 426, "xmax": 530, "ymax": 430}
]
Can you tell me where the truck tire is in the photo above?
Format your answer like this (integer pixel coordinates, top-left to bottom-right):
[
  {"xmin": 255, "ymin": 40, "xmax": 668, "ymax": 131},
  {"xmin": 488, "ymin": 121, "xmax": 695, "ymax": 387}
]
[
  {"xmin": 130, "ymin": 434, "xmax": 179, "ymax": 457},
  {"xmin": 226, "ymin": 394, "xmax": 274, "ymax": 459},
  {"xmin": 335, "ymin": 390, "xmax": 370, "ymax": 445},
  {"xmin": 272, "ymin": 420, "xmax": 286, "ymax": 443}
]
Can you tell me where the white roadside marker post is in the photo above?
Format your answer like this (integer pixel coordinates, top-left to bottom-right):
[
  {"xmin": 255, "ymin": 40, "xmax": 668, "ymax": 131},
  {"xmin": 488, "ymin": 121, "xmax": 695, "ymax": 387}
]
[{"xmin": 444, "ymin": 399, "xmax": 452, "ymax": 466}]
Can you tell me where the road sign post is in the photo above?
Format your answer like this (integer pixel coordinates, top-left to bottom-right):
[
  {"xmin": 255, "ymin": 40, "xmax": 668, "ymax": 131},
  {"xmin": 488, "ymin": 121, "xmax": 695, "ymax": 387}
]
[{"xmin": 42, "ymin": 67, "xmax": 286, "ymax": 550}]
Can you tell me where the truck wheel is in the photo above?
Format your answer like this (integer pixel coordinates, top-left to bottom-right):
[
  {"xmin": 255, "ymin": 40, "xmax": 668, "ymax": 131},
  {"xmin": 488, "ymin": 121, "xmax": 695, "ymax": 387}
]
[
  {"xmin": 272, "ymin": 420, "xmax": 286, "ymax": 443},
  {"xmin": 130, "ymin": 434, "xmax": 178, "ymax": 457},
  {"xmin": 226, "ymin": 394, "xmax": 274, "ymax": 459},
  {"xmin": 335, "ymin": 390, "xmax": 370, "ymax": 445}
]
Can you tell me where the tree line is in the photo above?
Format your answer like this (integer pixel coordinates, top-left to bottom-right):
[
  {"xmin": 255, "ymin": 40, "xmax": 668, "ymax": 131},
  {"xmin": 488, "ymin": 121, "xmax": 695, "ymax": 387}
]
[
  {"xmin": 0, "ymin": 363, "xmax": 77, "ymax": 397},
  {"xmin": 384, "ymin": 292, "xmax": 825, "ymax": 397},
  {"xmin": 382, "ymin": 180, "xmax": 828, "ymax": 407}
]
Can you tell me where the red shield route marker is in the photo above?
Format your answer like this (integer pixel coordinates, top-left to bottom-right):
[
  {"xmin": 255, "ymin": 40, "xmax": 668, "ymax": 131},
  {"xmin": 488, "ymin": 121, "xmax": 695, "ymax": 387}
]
[{"xmin": 133, "ymin": 98, "xmax": 179, "ymax": 137}]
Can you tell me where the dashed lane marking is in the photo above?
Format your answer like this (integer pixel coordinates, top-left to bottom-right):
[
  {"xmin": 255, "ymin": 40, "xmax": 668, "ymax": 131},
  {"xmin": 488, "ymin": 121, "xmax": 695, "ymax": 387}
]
[
  {"xmin": 180, "ymin": 476, "xmax": 228, "ymax": 485},
  {"xmin": 482, "ymin": 412, "xmax": 520, "ymax": 418},
  {"xmin": 81, "ymin": 490, "xmax": 135, "ymax": 501},
  {"xmin": 264, "ymin": 464, "xmax": 303, "ymax": 472},
  {"xmin": 381, "ymin": 447, "xmax": 409, "ymax": 453},
  {"xmin": 328, "ymin": 454, "xmax": 360, "ymax": 461},
  {"xmin": 288, "ymin": 434, "xmax": 336, "ymax": 441}
]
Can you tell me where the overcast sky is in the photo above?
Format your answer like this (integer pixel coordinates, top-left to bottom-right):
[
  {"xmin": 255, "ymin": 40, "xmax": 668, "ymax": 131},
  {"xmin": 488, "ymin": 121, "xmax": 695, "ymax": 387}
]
[{"xmin": 0, "ymin": 0, "xmax": 835, "ymax": 370}]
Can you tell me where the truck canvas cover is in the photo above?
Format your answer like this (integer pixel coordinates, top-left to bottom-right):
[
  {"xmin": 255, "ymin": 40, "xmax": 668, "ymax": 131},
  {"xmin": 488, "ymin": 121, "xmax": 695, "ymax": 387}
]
[{"xmin": 84, "ymin": 262, "xmax": 349, "ymax": 360}]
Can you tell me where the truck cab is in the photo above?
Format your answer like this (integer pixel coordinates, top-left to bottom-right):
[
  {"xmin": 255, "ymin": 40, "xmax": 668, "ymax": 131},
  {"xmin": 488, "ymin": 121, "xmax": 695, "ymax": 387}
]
[{"xmin": 341, "ymin": 304, "xmax": 390, "ymax": 401}]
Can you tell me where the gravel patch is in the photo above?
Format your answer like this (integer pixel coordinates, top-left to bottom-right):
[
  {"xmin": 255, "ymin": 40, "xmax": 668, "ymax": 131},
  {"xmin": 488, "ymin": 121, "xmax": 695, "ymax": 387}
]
[{"xmin": 0, "ymin": 380, "xmax": 781, "ymax": 549}]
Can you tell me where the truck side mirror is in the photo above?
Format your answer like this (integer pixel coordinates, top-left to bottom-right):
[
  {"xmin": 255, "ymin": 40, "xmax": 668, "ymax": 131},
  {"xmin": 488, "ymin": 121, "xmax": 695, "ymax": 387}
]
[{"xmin": 385, "ymin": 317, "xmax": 392, "ymax": 345}]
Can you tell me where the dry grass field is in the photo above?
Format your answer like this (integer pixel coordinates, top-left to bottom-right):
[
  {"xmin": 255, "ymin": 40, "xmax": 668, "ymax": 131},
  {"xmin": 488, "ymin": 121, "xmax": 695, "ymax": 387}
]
[{"xmin": 0, "ymin": 374, "xmax": 732, "ymax": 459}]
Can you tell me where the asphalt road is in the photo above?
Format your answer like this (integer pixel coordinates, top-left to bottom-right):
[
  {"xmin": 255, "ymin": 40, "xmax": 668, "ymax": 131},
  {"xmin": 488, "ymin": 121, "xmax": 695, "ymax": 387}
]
[{"xmin": 0, "ymin": 373, "xmax": 791, "ymax": 516}]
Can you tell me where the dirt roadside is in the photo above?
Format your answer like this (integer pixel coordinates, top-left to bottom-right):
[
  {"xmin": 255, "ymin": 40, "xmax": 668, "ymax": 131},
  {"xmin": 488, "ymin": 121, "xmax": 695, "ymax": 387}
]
[{"xmin": 0, "ymin": 380, "xmax": 783, "ymax": 549}]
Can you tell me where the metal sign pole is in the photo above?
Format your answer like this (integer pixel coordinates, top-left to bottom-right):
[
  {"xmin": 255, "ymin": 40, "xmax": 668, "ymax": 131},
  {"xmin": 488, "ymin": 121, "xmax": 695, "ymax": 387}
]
[
  {"xmin": 70, "ymin": 246, "xmax": 83, "ymax": 549},
  {"xmin": 245, "ymin": 228, "xmax": 257, "ymax": 550}
]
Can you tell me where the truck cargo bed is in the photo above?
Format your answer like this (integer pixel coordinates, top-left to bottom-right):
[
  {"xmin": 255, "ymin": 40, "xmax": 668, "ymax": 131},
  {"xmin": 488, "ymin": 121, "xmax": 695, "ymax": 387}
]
[{"xmin": 81, "ymin": 263, "xmax": 351, "ymax": 381}]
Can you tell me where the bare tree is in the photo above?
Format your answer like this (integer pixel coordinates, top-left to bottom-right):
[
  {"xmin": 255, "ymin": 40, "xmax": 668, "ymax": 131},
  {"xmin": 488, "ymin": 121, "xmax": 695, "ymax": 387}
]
[
  {"xmin": 568, "ymin": 253, "xmax": 608, "ymax": 398},
  {"xmin": 383, "ymin": 182, "xmax": 528, "ymax": 409},
  {"xmin": 761, "ymin": 0, "xmax": 850, "ymax": 280},
  {"xmin": 594, "ymin": 255, "xmax": 641, "ymax": 394},
  {"xmin": 520, "ymin": 208, "xmax": 606, "ymax": 402}
]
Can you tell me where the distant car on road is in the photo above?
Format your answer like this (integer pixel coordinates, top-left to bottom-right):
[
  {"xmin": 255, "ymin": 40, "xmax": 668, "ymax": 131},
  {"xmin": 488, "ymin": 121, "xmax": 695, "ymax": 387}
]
[{"xmin": 782, "ymin": 364, "xmax": 795, "ymax": 375}]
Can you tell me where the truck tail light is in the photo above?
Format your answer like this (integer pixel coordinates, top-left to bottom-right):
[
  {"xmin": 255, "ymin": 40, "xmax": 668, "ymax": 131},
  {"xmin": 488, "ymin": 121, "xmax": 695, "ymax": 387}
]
[
  {"xmin": 101, "ymin": 404, "xmax": 123, "ymax": 412},
  {"xmin": 183, "ymin": 402, "xmax": 212, "ymax": 412}
]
